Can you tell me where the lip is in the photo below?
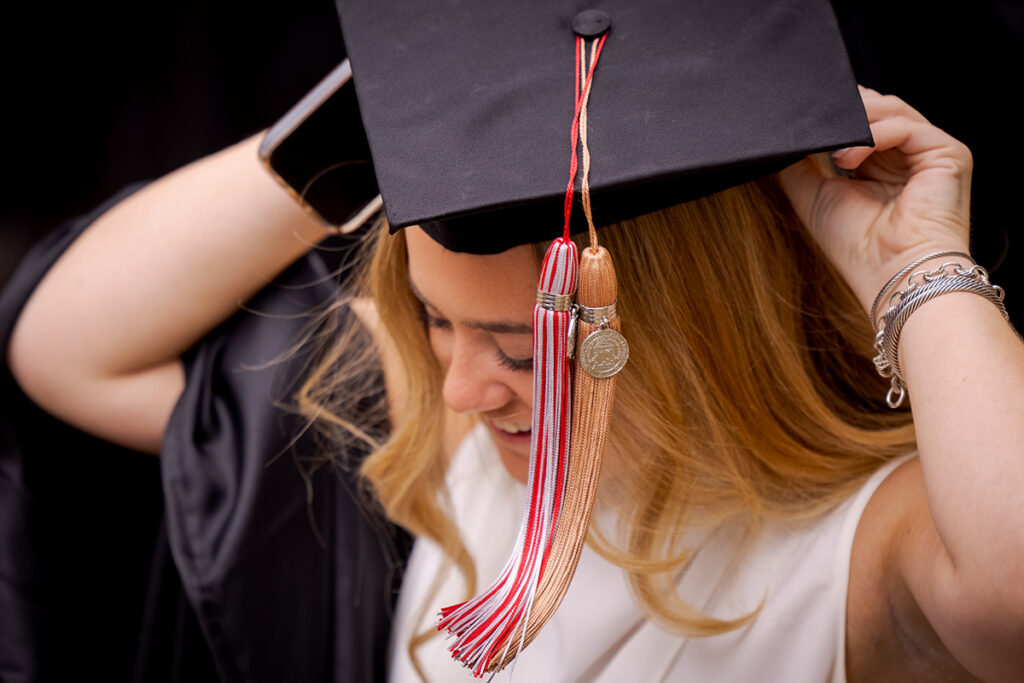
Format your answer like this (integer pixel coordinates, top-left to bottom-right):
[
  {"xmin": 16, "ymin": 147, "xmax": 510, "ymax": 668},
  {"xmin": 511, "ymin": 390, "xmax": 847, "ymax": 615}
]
[{"xmin": 487, "ymin": 419, "xmax": 532, "ymax": 450}]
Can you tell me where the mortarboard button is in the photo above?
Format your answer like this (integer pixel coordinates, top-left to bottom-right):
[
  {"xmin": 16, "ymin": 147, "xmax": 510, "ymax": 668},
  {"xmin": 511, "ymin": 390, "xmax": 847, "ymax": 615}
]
[{"xmin": 572, "ymin": 9, "xmax": 610, "ymax": 38}]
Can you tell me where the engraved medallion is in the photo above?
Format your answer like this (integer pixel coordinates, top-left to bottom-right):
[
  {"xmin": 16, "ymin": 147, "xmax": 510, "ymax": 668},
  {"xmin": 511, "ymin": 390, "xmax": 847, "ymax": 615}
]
[{"xmin": 579, "ymin": 328, "xmax": 629, "ymax": 378}]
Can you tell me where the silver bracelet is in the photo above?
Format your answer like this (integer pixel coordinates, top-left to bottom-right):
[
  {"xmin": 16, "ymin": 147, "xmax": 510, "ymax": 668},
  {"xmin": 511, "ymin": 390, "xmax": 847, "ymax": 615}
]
[
  {"xmin": 869, "ymin": 250, "xmax": 972, "ymax": 330},
  {"xmin": 872, "ymin": 259, "xmax": 1008, "ymax": 408}
]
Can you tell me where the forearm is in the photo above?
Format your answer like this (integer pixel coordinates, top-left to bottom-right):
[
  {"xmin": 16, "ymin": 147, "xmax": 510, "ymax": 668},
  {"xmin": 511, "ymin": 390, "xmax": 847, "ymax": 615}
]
[
  {"xmin": 899, "ymin": 290, "xmax": 1024, "ymax": 679},
  {"xmin": 10, "ymin": 134, "xmax": 329, "ymax": 377},
  {"xmin": 901, "ymin": 292, "xmax": 1024, "ymax": 570}
]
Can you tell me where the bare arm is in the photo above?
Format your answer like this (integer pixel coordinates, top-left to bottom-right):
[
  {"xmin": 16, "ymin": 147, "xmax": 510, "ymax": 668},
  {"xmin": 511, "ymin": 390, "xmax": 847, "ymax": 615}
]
[
  {"xmin": 892, "ymin": 292, "xmax": 1024, "ymax": 680},
  {"xmin": 780, "ymin": 89, "xmax": 1024, "ymax": 680},
  {"xmin": 7, "ymin": 134, "xmax": 331, "ymax": 454}
]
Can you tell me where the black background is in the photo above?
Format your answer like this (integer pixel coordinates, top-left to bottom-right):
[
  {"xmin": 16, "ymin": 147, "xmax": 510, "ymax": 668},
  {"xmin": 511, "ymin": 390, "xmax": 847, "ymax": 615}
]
[{"xmin": 1, "ymin": 1, "xmax": 1021, "ymax": 679}]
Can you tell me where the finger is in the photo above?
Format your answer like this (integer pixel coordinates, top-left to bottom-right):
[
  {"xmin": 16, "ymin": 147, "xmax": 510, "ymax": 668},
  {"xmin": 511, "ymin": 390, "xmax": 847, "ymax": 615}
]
[
  {"xmin": 858, "ymin": 88, "xmax": 930, "ymax": 125},
  {"xmin": 833, "ymin": 88, "xmax": 933, "ymax": 169},
  {"xmin": 776, "ymin": 156, "xmax": 826, "ymax": 228},
  {"xmin": 830, "ymin": 144, "xmax": 873, "ymax": 170},
  {"xmin": 831, "ymin": 116, "xmax": 968, "ymax": 171}
]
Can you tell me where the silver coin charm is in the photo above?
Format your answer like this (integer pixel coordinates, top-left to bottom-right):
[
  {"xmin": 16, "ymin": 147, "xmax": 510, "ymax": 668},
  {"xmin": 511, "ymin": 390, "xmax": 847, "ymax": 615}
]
[{"xmin": 579, "ymin": 328, "xmax": 629, "ymax": 378}]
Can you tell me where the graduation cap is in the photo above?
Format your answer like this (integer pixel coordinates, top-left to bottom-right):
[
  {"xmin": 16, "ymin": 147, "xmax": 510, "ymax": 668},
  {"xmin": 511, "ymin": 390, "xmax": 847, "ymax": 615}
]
[
  {"xmin": 266, "ymin": 0, "xmax": 869, "ymax": 675},
  {"xmin": 335, "ymin": 0, "xmax": 869, "ymax": 254}
]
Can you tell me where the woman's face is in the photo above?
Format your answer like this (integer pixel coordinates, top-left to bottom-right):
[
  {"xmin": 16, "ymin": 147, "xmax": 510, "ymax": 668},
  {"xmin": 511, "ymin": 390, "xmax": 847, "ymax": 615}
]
[{"xmin": 405, "ymin": 227, "xmax": 538, "ymax": 482}]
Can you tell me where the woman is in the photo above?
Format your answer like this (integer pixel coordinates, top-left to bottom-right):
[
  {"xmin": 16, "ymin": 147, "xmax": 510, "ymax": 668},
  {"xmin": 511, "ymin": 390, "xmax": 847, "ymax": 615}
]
[{"xmin": 6, "ymin": 7, "xmax": 1024, "ymax": 683}]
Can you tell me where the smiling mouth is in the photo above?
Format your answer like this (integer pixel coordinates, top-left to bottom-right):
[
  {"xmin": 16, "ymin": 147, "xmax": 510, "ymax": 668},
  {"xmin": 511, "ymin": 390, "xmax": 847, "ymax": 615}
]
[{"xmin": 491, "ymin": 419, "xmax": 531, "ymax": 435}]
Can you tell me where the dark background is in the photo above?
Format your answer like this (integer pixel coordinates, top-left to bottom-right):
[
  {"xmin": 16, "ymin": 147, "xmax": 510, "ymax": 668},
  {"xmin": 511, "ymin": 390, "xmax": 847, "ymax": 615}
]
[
  {"xmin": 2, "ymin": 0, "xmax": 346, "ymax": 288},
  {"xmin": 1, "ymin": 1, "xmax": 1021, "ymax": 679}
]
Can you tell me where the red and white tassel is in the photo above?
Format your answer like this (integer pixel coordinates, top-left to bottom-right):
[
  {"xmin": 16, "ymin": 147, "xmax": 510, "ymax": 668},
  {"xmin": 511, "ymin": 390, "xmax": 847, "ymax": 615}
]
[{"xmin": 438, "ymin": 238, "xmax": 578, "ymax": 677}]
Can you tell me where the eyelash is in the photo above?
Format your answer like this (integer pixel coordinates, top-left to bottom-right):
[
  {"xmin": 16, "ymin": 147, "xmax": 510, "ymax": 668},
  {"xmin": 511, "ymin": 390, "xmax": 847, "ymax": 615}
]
[
  {"xmin": 418, "ymin": 309, "xmax": 451, "ymax": 330},
  {"xmin": 418, "ymin": 308, "xmax": 533, "ymax": 372},
  {"xmin": 497, "ymin": 353, "xmax": 533, "ymax": 372}
]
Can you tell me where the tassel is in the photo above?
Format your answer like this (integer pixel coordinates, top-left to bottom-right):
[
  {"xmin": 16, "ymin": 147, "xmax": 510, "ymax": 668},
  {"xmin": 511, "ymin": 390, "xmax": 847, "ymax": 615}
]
[
  {"xmin": 485, "ymin": 245, "xmax": 621, "ymax": 671},
  {"xmin": 439, "ymin": 31, "xmax": 616, "ymax": 678},
  {"xmin": 438, "ymin": 238, "xmax": 578, "ymax": 677},
  {"xmin": 485, "ymin": 32, "xmax": 626, "ymax": 666}
]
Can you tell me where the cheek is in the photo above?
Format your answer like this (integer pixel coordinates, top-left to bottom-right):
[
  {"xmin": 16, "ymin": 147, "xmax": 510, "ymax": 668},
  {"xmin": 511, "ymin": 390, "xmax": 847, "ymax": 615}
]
[{"xmin": 510, "ymin": 372, "xmax": 533, "ymax": 407}]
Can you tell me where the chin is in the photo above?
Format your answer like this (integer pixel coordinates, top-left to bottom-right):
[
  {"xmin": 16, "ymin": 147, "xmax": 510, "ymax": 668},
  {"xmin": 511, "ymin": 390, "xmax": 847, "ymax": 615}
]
[
  {"xmin": 496, "ymin": 445, "xmax": 530, "ymax": 484},
  {"xmin": 485, "ymin": 419, "xmax": 532, "ymax": 484}
]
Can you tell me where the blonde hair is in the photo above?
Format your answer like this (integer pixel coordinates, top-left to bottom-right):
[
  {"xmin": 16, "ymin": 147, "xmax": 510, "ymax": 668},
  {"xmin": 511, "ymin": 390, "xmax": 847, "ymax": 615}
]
[{"xmin": 297, "ymin": 175, "xmax": 915, "ymax": 642}]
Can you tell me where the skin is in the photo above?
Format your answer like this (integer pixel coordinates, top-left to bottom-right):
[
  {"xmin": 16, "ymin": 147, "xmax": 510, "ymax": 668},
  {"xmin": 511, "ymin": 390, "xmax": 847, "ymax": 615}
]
[
  {"xmin": 8, "ymin": 90, "xmax": 1024, "ymax": 679},
  {"xmin": 405, "ymin": 227, "xmax": 537, "ymax": 483}
]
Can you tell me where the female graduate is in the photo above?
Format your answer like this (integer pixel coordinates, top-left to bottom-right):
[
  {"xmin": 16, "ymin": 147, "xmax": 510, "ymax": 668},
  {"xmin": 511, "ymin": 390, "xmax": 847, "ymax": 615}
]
[{"xmin": 5, "ymin": 1, "xmax": 1024, "ymax": 681}]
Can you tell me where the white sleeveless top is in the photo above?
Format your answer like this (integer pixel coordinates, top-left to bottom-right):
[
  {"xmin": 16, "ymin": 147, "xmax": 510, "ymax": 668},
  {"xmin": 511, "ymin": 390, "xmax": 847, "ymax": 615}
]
[{"xmin": 388, "ymin": 424, "xmax": 908, "ymax": 683}]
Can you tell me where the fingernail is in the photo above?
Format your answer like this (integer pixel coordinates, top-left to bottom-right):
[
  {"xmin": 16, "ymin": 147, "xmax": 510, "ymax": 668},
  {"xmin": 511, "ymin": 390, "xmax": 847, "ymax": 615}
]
[{"xmin": 831, "ymin": 147, "xmax": 853, "ymax": 159}]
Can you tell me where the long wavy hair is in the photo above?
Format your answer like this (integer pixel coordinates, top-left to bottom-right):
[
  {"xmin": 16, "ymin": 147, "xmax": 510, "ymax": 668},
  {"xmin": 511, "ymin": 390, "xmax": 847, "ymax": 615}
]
[{"xmin": 296, "ymin": 174, "xmax": 916, "ymax": 644}]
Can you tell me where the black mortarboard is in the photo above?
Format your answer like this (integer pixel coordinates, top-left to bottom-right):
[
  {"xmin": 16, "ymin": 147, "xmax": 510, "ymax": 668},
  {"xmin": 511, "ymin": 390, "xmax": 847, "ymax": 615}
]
[{"xmin": 333, "ymin": 0, "xmax": 870, "ymax": 254}]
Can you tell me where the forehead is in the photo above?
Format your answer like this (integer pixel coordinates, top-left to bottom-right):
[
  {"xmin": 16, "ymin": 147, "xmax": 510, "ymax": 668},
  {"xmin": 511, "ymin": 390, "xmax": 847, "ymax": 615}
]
[{"xmin": 405, "ymin": 227, "xmax": 539, "ymax": 316}]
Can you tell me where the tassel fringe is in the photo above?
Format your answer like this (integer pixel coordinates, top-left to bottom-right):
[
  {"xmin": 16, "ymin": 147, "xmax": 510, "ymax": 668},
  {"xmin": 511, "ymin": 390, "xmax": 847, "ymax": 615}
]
[
  {"xmin": 485, "ymin": 245, "xmax": 620, "ymax": 671},
  {"xmin": 439, "ymin": 238, "xmax": 578, "ymax": 677}
]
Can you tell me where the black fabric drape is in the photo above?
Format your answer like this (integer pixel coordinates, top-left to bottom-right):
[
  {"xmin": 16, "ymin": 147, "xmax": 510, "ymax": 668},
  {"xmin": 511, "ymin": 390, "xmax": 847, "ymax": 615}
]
[{"xmin": 1, "ymin": 189, "xmax": 409, "ymax": 682}]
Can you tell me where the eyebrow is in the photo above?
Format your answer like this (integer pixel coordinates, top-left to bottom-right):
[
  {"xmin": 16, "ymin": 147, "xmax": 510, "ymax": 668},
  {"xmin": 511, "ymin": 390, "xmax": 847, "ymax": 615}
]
[{"xmin": 407, "ymin": 277, "xmax": 533, "ymax": 335}]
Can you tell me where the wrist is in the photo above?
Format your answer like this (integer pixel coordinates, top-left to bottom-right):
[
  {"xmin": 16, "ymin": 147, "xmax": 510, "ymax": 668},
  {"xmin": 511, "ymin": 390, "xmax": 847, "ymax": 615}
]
[
  {"xmin": 868, "ymin": 250, "xmax": 1007, "ymax": 408},
  {"xmin": 867, "ymin": 247, "xmax": 973, "ymax": 323},
  {"xmin": 854, "ymin": 243, "xmax": 972, "ymax": 317}
]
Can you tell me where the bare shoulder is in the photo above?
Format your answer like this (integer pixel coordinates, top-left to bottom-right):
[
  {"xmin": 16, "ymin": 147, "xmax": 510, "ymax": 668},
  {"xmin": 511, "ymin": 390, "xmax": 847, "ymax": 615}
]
[
  {"xmin": 347, "ymin": 298, "xmax": 471, "ymax": 460},
  {"xmin": 846, "ymin": 457, "xmax": 982, "ymax": 682}
]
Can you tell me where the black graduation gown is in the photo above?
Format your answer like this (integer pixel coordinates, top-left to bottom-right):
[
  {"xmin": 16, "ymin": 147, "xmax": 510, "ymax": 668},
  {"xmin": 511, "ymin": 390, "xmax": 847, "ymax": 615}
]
[{"xmin": 0, "ymin": 189, "xmax": 410, "ymax": 682}]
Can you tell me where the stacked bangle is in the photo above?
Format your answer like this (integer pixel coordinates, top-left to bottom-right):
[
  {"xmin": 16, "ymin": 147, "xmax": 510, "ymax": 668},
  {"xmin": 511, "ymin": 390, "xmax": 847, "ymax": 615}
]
[{"xmin": 870, "ymin": 252, "xmax": 1009, "ymax": 409}]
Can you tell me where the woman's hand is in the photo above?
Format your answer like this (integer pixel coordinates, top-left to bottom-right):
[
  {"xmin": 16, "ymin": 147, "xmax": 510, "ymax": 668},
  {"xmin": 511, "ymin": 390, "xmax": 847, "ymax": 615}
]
[{"xmin": 777, "ymin": 87, "xmax": 972, "ymax": 313}]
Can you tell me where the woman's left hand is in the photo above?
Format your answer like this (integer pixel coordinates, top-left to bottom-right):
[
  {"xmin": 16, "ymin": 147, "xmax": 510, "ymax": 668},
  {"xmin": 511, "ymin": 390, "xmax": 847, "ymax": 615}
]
[{"xmin": 777, "ymin": 87, "xmax": 973, "ymax": 314}]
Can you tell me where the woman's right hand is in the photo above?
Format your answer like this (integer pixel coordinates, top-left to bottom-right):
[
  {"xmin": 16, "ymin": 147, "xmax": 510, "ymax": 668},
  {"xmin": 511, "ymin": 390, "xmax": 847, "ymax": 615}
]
[
  {"xmin": 777, "ymin": 87, "xmax": 972, "ymax": 315},
  {"xmin": 6, "ymin": 134, "xmax": 330, "ymax": 453}
]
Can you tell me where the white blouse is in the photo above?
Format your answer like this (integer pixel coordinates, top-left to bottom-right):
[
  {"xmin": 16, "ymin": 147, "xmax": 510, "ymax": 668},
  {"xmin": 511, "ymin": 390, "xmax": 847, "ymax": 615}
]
[{"xmin": 388, "ymin": 424, "xmax": 908, "ymax": 683}]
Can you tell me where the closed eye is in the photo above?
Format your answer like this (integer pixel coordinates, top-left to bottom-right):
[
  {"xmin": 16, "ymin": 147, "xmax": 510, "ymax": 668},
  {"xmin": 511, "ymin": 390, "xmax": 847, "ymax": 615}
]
[
  {"xmin": 417, "ymin": 303, "xmax": 531, "ymax": 372},
  {"xmin": 418, "ymin": 308, "xmax": 452, "ymax": 330},
  {"xmin": 496, "ymin": 350, "xmax": 533, "ymax": 372}
]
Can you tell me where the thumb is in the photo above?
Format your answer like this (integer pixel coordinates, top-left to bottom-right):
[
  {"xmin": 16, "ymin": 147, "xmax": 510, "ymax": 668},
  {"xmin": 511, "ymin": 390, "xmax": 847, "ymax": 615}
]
[{"xmin": 776, "ymin": 154, "xmax": 831, "ymax": 230}]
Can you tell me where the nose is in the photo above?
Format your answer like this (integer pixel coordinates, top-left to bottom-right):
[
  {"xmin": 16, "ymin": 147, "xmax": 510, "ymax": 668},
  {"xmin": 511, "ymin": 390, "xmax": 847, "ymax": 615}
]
[{"xmin": 441, "ymin": 337, "xmax": 515, "ymax": 415}]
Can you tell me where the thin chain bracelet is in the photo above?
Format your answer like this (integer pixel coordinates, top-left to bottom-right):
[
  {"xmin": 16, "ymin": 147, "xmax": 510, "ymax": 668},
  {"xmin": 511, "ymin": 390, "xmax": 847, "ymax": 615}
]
[
  {"xmin": 872, "ymin": 260, "xmax": 1008, "ymax": 409},
  {"xmin": 869, "ymin": 251, "xmax": 972, "ymax": 330},
  {"xmin": 871, "ymin": 255, "xmax": 977, "ymax": 389}
]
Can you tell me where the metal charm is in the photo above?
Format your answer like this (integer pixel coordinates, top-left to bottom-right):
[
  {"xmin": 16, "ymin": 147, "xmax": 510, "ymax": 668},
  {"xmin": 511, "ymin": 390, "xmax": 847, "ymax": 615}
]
[
  {"xmin": 566, "ymin": 304, "xmax": 579, "ymax": 360},
  {"xmin": 579, "ymin": 328, "xmax": 629, "ymax": 378}
]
